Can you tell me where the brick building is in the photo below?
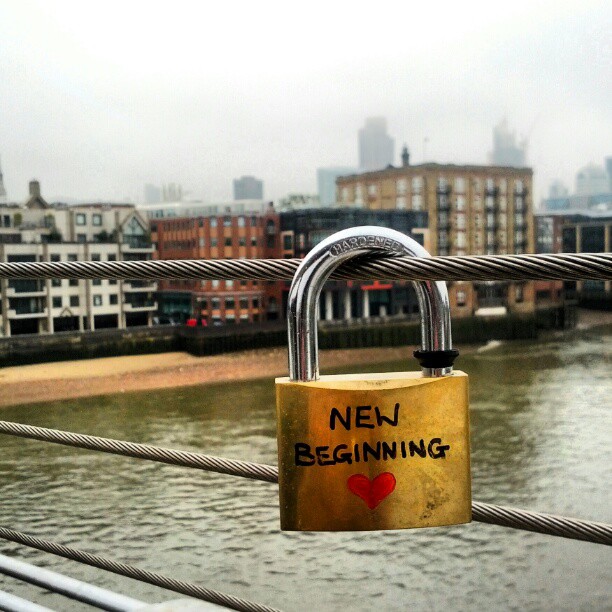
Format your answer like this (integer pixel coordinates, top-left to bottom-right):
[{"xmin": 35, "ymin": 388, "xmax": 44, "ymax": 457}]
[{"xmin": 151, "ymin": 204, "xmax": 281, "ymax": 324}]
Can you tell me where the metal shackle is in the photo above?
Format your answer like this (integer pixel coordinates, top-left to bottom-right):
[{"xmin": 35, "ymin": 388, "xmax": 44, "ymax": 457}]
[{"xmin": 286, "ymin": 226, "xmax": 458, "ymax": 382}]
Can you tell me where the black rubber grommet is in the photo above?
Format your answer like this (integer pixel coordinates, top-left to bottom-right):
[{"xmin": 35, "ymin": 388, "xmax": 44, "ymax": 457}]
[{"xmin": 413, "ymin": 349, "xmax": 460, "ymax": 369}]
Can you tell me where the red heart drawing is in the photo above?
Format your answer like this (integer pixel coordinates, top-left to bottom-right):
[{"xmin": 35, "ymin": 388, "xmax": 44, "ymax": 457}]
[{"xmin": 347, "ymin": 472, "xmax": 396, "ymax": 510}]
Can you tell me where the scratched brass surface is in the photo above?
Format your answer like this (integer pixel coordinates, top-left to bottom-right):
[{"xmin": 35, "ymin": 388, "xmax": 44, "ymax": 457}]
[{"xmin": 276, "ymin": 371, "xmax": 471, "ymax": 531}]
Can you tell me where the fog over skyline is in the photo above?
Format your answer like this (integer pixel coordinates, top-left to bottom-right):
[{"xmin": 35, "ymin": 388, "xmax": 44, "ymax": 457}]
[{"xmin": 0, "ymin": 0, "xmax": 610, "ymax": 206}]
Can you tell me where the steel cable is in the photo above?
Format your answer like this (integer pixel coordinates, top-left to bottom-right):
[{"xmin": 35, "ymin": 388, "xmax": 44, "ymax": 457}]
[
  {"xmin": 0, "ymin": 421, "xmax": 610, "ymax": 546},
  {"xmin": 0, "ymin": 252, "xmax": 609, "ymax": 281},
  {"xmin": 0, "ymin": 526, "xmax": 279, "ymax": 612}
]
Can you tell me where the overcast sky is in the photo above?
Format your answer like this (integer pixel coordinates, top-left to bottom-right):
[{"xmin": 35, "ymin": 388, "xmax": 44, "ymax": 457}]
[{"xmin": 0, "ymin": 0, "xmax": 610, "ymax": 206}]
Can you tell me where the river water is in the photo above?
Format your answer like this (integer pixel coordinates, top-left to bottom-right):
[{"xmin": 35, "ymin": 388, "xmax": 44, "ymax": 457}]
[{"xmin": 0, "ymin": 327, "xmax": 610, "ymax": 611}]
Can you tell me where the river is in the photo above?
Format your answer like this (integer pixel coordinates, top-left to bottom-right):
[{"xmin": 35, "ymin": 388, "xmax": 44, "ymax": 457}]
[{"xmin": 0, "ymin": 327, "xmax": 610, "ymax": 611}]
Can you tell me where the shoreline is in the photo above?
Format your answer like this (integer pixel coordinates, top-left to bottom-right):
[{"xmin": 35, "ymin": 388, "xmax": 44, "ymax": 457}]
[{"xmin": 0, "ymin": 309, "xmax": 610, "ymax": 408}]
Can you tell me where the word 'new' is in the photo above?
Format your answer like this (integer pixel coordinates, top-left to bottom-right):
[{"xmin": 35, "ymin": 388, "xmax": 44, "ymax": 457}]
[{"xmin": 330, "ymin": 404, "xmax": 400, "ymax": 430}]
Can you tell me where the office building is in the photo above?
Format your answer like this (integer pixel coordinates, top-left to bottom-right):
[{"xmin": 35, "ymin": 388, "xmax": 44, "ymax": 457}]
[
  {"xmin": 233, "ymin": 176, "xmax": 264, "ymax": 201},
  {"xmin": 317, "ymin": 167, "xmax": 356, "ymax": 206},
  {"xmin": 489, "ymin": 119, "xmax": 527, "ymax": 167},
  {"xmin": 358, "ymin": 117, "xmax": 394, "ymax": 171},
  {"xmin": 575, "ymin": 164, "xmax": 609, "ymax": 196},
  {"xmin": 561, "ymin": 214, "xmax": 611, "ymax": 308},
  {"xmin": 336, "ymin": 162, "xmax": 535, "ymax": 316},
  {"xmin": 144, "ymin": 183, "xmax": 162, "ymax": 204},
  {"xmin": 0, "ymin": 181, "xmax": 156, "ymax": 336},
  {"xmin": 279, "ymin": 208, "xmax": 429, "ymax": 321}
]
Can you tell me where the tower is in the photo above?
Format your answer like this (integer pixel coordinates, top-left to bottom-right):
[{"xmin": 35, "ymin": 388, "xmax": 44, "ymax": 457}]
[
  {"xmin": 401, "ymin": 145, "xmax": 410, "ymax": 167},
  {"xmin": 358, "ymin": 117, "xmax": 395, "ymax": 171}
]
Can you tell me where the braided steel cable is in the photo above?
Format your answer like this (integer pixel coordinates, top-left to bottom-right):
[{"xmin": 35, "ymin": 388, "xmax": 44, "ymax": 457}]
[
  {"xmin": 0, "ymin": 527, "xmax": 279, "ymax": 612},
  {"xmin": 0, "ymin": 421, "xmax": 610, "ymax": 546},
  {"xmin": 0, "ymin": 253, "xmax": 609, "ymax": 281}
]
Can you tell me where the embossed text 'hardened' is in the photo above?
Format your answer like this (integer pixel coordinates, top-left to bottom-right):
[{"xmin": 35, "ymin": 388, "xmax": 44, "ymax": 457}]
[{"xmin": 287, "ymin": 226, "xmax": 452, "ymax": 381}]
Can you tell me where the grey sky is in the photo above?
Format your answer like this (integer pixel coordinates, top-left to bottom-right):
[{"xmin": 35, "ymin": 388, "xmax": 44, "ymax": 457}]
[{"xmin": 0, "ymin": 0, "xmax": 610, "ymax": 205}]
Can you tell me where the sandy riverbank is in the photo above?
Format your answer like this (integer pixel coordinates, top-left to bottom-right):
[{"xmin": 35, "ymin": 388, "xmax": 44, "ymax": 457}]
[
  {"xmin": 0, "ymin": 345, "xmax": 446, "ymax": 407},
  {"xmin": 1, "ymin": 309, "xmax": 609, "ymax": 408}
]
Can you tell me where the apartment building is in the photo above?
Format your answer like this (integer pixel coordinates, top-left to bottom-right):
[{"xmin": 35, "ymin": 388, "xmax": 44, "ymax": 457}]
[
  {"xmin": 151, "ymin": 204, "xmax": 281, "ymax": 324},
  {"xmin": 336, "ymin": 163, "xmax": 535, "ymax": 316},
  {"xmin": 0, "ymin": 182, "xmax": 156, "ymax": 336}
]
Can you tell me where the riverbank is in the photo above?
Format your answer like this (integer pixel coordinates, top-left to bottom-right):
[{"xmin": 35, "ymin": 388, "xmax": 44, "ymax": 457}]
[{"xmin": 0, "ymin": 309, "xmax": 609, "ymax": 408}]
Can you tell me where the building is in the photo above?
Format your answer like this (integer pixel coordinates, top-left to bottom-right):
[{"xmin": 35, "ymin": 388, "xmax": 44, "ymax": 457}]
[
  {"xmin": 336, "ymin": 162, "xmax": 535, "ymax": 316},
  {"xmin": 489, "ymin": 119, "xmax": 527, "ymax": 167},
  {"xmin": 151, "ymin": 204, "xmax": 280, "ymax": 324},
  {"xmin": 278, "ymin": 193, "xmax": 320, "ymax": 210},
  {"xmin": 144, "ymin": 183, "xmax": 162, "ymax": 204},
  {"xmin": 561, "ymin": 214, "xmax": 611, "ymax": 308},
  {"xmin": 0, "ymin": 157, "xmax": 6, "ymax": 205},
  {"xmin": 0, "ymin": 181, "xmax": 156, "ymax": 336},
  {"xmin": 575, "ymin": 163, "xmax": 609, "ymax": 196},
  {"xmin": 233, "ymin": 176, "xmax": 263, "ymax": 201},
  {"xmin": 137, "ymin": 199, "xmax": 269, "ymax": 220},
  {"xmin": 358, "ymin": 117, "xmax": 394, "ymax": 172},
  {"xmin": 317, "ymin": 167, "xmax": 356, "ymax": 206},
  {"xmin": 279, "ymin": 208, "xmax": 429, "ymax": 321}
]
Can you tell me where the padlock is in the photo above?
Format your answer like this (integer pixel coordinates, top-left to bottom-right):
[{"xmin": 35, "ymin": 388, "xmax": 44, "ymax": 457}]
[{"xmin": 275, "ymin": 226, "xmax": 471, "ymax": 531}]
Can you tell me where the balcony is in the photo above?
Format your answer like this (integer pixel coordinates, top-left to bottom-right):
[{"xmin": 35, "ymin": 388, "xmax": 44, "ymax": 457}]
[
  {"xmin": 123, "ymin": 280, "xmax": 157, "ymax": 292},
  {"xmin": 7, "ymin": 307, "xmax": 48, "ymax": 319},
  {"xmin": 123, "ymin": 300, "xmax": 157, "ymax": 312},
  {"xmin": 6, "ymin": 280, "xmax": 46, "ymax": 297}
]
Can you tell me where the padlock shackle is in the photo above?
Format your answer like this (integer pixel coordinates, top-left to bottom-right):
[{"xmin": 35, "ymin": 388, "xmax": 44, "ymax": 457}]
[{"xmin": 287, "ymin": 226, "xmax": 456, "ymax": 382}]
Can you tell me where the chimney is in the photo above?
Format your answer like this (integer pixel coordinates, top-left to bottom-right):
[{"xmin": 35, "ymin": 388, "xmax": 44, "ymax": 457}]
[
  {"xmin": 29, "ymin": 180, "xmax": 41, "ymax": 197},
  {"xmin": 401, "ymin": 145, "xmax": 410, "ymax": 167}
]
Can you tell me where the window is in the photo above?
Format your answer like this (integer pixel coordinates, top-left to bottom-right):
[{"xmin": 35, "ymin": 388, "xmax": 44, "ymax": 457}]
[
  {"xmin": 225, "ymin": 297, "xmax": 235, "ymax": 309},
  {"xmin": 52, "ymin": 297, "xmax": 62, "ymax": 308},
  {"xmin": 108, "ymin": 254, "xmax": 117, "ymax": 261},
  {"xmin": 251, "ymin": 216, "xmax": 257, "ymax": 226},
  {"xmin": 396, "ymin": 196, "xmax": 406, "ymax": 209},
  {"xmin": 240, "ymin": 280, "xmax": 247, "ymax": 286},
  {"xmin": 77, "ymin": 233, "xmax": 87, "ymax": 243},
  {"xmin": 91, "ymin": 253, "xmax": 101, "ymax": 261},
  {"xmin": 486, "ymin": 178, "xmax": 495, "ymax": 191},
  {"xmin": 367, "ymin": 184, "xmax": 377, "ymax": 196},
  {"xmin": 109, "ymin": 279, "xmax": 117, "ymax": 285},
  {"xmin": 411, "ymin": 177, "xmax": 422, "ymax": 193},
  {"xmin": 456, "ymin": 232, "xmax": 466, "ymax": 247},
  {"xmin": 70, "ymin": 295, "xmax": 79, "ymax": 307},
  {"xmin": 92, "ymin": 279, "xmax": 102, "ymax": 286},
  {"xmin": 68, "ymin": 253, "xmax": 78, "ymax": 261},
  {"xmin": 211, "ymin": 238, "xmax": 218, "ymax": 247},
  {"xmin": 224, "ymin": 237, "xmax": 232, "ymax": 247},
  {"xmin": 52, "ymin": 278, "xmax": 61, "ymax": 287},
  {"xmin": 396, "ymin": 178, "xmax": 408, "ymax": 195},
  {"xmin": 454, "ymin": 178, "xmax": 465, "ymax": 193},
  {"xmin": 226, "ymin": 280, "xmax": 234, "ymax": 289},
  {"xmin": 93, "ymin": 295, "xmax": 102, "ymax": 306},
  {"xmin": 92, "ymin": 214, "xmax": 102, "ymax": 226},
  {"xmin": 240, "ymin": 298, "xmax": 248, "ymax": 309},
  {"xmin": 199, "ymin": 237, "xmax": 205, "ymax": 247},
  {"xmin": 69, "ymin": 279, "xmax": 79, "ymax": 287},
  {"xmin": 212, "ymin": 279, "xmax": 220, "ymax": 289},
  {"xmin": 412, "ymin": 194, "xmax": 422, "ymax": 210},
  {"xmin": 456, "ymin": 196, "xmax": 466, "ymax": 211},
  {"xmin": 457, "ymin": 290, "xmax": 466, "ymax": 306},
  {"xmin": 211, "ymin": 298, "xmax": 220, "ymax": 309},
  {"xmin": 456, "ymin": 214, "xmax": 466, "ymax": 229},
  {"xmin": 283, "ymin": 234, "xmax": 293, "ymax": 250},
  {"xmin": 210, "ymin": 218, "xmax": 217, "ymax": 228},
  {"xmin": 341, "ymin": 187, "xmax": 349, "ymax": 203},
  {"xmin": 50, "ymin": 254, "xmax": 60, "ymax": 262},
  {"xmin": 515, "ymin": 285, "xmax": 524, "ymax": 302},
  {"xmin": 76, "ymin": 213, "xmax": 86, "ymax": 225},
  {"xmin": 252, "ymin": 298, "xmax": 259, "ymax": 308},
  {"xmin": 238, "ymin": 216, "xmax": 245, "ymax": 227},
  {"xmin": 109, "ymin": 294, "xmax": 118, "ymax": 305},
  {"xmin": 224, "ymin": 216, "xmax": 232, "ymax": 227},
  {"xmin": 251, "ymin": 237, "xmax": 257, "ymax": 246},
  {"xmin": 239, "ymin": 237, "xmax": 246, "ymax": 247}
]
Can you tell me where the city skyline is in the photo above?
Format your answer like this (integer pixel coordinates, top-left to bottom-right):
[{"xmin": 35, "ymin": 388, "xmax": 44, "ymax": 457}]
[{"xmin": 0, "ymin": 1, "xmax": 609, "ymax": 204}]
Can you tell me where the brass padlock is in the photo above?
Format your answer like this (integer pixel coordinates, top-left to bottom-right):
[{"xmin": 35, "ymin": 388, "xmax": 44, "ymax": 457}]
[{"xmin": 276, "ymin": 226, "xmax": 471, "ymax": 531}]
